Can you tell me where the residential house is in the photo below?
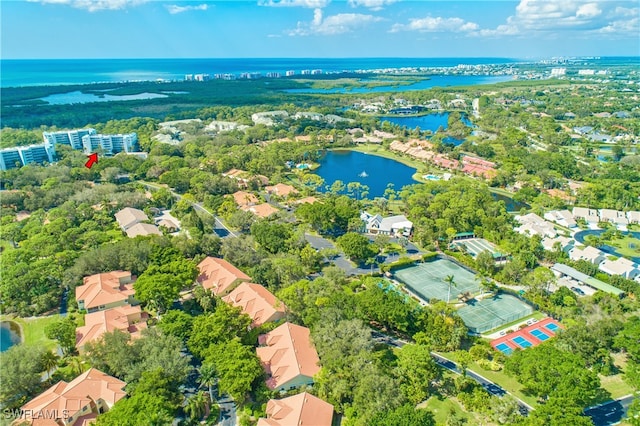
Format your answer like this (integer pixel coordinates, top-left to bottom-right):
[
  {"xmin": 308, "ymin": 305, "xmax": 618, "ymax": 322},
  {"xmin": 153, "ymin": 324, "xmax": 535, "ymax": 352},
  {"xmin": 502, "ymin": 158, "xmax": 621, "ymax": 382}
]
[
  {"xmin": 599, "ymin": 209, "xmax": 629, "ymax": 227},
  {"xmin": 627, "ymin": 211, "xmax": 640, "ymax": 224},
  {"xmin": 233, "ymin": 191, "xmax": 259, "ymax": 208},
  {"xmin": 222, "ymin": 283, "xmax": 286, "ymax": 327},
  {"xmin": 599, "ymin": 257, "xmax": 640, "ymax": 280},
  {"xmin": 265, "ymin": 183, "xmax": 298, "ymax": 198},
  {"xmin": 114, "ymin": 207, "xmax": 149, "ymax": 231},
  {"xmin": 294, "ymin": 196, "xmax": 319, "ymax": 205},
  {"xmin": 197, "ymin": 257, "xmax": 252, "ymax": 296},
  {"xmin": 124, "ymin": 222, "xmax": 162, "ymax": 238},
  {"xmin": 544, "ymin": 210, "xmax": 577, "ymax": 228},
  {"xmin": 15, "ymin": 368, "xmax": 126, "ymax": 426},
  {"xmin": 569, "ymin": 246, "xmax": 607, "ymax": 265},
  {"xmin": 257, "ymin": 392, "xmax": 334, "ymax": 426},
  {"xmin": 75, "ymin": 271, "xmax": 137, "ymax": 313},
  {"xmin": 361, "ymin": 212, "xmax": 413, "ymax": 237},
  {"xmin": 243, "ymin": 203, "xmax": 279, "ymax": 218},
  {"xmin": 76, "ymin": 305, "xmax": 147, "ymax": 351},
  {"xmin": 515, "ymin": 213, "xmax": 557, "ymax": 238},
  {"xmin": 572, "ymin": 207, "xmax": 600, "ymax": 224},
  {"xmin": 541, "ymin": 236, "xmax": 574, "ymax": 252},
  {"xmin": 256, "ymin": 322, "xmax": 321, "ymax": 391}
]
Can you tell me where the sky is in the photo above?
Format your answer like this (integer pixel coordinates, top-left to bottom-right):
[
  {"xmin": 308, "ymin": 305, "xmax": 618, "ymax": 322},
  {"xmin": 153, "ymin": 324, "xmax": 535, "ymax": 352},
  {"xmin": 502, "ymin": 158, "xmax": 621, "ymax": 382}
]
[{"xmin": 1, "ymin": 0, "xmax": 639, "ymax": 59}]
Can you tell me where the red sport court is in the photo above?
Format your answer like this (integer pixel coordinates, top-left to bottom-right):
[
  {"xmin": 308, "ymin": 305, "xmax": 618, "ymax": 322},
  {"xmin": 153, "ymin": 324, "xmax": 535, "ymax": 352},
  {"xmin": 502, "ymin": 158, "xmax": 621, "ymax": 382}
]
[{"xmin": 491, "ymin": 318, "xmax": 563, "ymax": 355}]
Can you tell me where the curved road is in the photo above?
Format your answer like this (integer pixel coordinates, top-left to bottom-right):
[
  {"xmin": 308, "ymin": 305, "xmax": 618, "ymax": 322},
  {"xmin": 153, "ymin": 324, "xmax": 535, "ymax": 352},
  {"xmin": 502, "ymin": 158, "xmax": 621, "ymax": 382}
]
[
  {"xmin": 585, "ymin": 395, "xmax": 636, "ymax": 426},
  {"xmin": 371, "ymin": 331, "xmax": 533, "ymax": 415}
]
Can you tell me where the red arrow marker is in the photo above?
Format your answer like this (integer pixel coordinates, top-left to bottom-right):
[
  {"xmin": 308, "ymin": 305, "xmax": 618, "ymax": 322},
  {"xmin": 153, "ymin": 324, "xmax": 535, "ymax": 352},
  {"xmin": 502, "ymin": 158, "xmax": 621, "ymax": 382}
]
[{"xmin": 85, "ymin": 153, "xmax": 98, "ymax": 169}]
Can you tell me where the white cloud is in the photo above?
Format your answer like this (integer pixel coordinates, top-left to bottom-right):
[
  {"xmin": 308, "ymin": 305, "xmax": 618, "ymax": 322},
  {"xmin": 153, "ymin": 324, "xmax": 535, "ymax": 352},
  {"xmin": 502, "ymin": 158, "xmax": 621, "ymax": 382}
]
[
  {"xmin": 27, "ymin": 0, "xmax": 147, "ymax": 12},
  {"xmin": 288, "ymin": 7, "xmax": 383, "ymax": 35},
  {"xmin": 258, "ymin": 0, "xmax": 330, "ymax": 7},
  {"xmin": 391, "ymin": 16, "xmax": 479, "ymax": 33},
  {"xmin": 165, "ymin": 4, "xmax": 208, "ymax": 14},
  {"xmin": 347, "ymin": 0, "xmax": 398, "ymax": 11}
]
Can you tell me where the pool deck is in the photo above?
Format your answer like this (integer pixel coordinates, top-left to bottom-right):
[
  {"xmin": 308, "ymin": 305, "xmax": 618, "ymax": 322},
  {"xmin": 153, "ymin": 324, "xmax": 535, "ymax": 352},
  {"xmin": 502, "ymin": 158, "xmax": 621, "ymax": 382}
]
[{"xmin": 490, "ymin": 317, "xmax": 563, "ymax": 355}]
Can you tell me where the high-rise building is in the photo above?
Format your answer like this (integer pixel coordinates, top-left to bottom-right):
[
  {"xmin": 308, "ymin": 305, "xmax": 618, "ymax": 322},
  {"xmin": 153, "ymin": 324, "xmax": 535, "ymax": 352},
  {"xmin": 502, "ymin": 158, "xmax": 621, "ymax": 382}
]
[
  {"xmin": 0, "ymin": 141, "xmax": 56, "ymax": 171},
  {"xmin": 82, "ymin": 133, "xmax": 138, "ymax": 155},
  {"xmin": 43, "ymin": 128, "xmax": 96, "ymax": 150}
]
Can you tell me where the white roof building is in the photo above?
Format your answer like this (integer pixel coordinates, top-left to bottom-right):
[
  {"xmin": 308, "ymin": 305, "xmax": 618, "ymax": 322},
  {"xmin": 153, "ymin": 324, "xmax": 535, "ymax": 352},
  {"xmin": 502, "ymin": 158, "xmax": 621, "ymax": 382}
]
[
  {"xmin": 542, "ymin": 236, "xmax": 574, "ymax": 252},
  {"xmin": 251, "ymin": 111, "xmax": 289, "ymax": 126},
  {"xmin": 627, "ymin": 211, "xmax": 640, "ymax": 224},
  {"xmin": 599, "ymin": 257, "xmax": 640, "ymax": 280},
  {"xmin": 544, "ymin": 210, "xmax": 577, "ymax": 228},
  {"xmin": 361, "ymin": 211, "xmax": 413, "ymax": 237},
  {"xmin": 599, "ymin": 209, "xmax": 629, "ymax": 226},
  {"xmin": 569, "ymin": 245, "xmax": 607, "ymax": 265},
  {"xmin": 515, "ymin": 213, "xmax": 557, "ymax": 238},
  {"xmin": 115, "ymin": 207, "xmax": 148, "ymax": 231},
  {"xmin": 572, "ymin": 207, "xmax": 600, "ymax": 224}
]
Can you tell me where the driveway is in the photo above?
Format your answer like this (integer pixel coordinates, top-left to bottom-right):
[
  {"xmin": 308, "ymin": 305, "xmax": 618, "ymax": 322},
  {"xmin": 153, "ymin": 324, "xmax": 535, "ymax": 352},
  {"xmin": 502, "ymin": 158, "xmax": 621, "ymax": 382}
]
[
  {"xmin": 217, "ymin": 395, "xmax": 237, "ymax": 426},
  {"xmin": 304, "ymin": 234, "xmax": 374, "ymax": 276}
]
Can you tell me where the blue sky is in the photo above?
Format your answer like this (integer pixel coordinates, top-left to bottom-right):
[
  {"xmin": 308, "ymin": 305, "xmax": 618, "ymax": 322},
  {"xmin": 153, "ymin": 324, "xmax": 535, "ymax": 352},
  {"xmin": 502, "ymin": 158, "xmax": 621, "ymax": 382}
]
[{"xmin": 2, "ymin": 0, "xmax": 639, "ymax": 58}]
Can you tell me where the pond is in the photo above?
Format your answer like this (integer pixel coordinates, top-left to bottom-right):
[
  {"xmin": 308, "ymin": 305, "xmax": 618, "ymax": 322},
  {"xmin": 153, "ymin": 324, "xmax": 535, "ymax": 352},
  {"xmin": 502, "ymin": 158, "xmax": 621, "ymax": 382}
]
[
  {"xmin": 574, "ymin": 230, "xmax": 640, "ymax": 263},
  {"xmin": 490, "ymin": 192, "xmax": 530, "ymax": 213},
  {"xmin": 315, "ymin": 150, "xmax": 419, "ymax": 198},
  {"xmin": 38, "ymin": 90, "xmax": 169, "ymax": 105},
  {"xmin": 284, "ymin": 75, "xmax": 513, "ymax": 94},
  {"xmin": 379, "ymin": 112, "xmax": 473, "ymax": 146},
  {"xmin": 0, "ymin": 321, "xmax": 22, "ymax": 352}
]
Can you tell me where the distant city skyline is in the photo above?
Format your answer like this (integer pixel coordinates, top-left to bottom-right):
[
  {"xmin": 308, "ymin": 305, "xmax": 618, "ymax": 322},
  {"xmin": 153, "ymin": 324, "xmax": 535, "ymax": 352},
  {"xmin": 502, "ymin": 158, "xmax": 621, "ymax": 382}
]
[{"xmin": 1, "ymin": 0, "xmax": 639, "ymax": 59}]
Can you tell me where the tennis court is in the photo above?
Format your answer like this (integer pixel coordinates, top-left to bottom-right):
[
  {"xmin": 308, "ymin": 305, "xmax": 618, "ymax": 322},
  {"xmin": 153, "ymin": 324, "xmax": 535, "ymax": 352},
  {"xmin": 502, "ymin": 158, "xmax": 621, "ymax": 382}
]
[
  {"xmin": 544, "ymin": 322, "xmax": 559, "ymax": 332},
  {"xmin": 394, "ymin": 259, "xmax": 480, "ymax": 303},
  {"xmin": 457, "ymin": 294, "xmax": 534, "ymax": 334},
  {"xmin": 491, "ymin": 318, "xmax": 563, "ymax": 355},
  {"xmin": 529, "ymin": 329, "xmax": 550, "ymax": 341},
  {"xmin": 451, "ymin": 238, "xmax": 504, "ymax": 259},
  {"xmin": 495, "ymin": 343, "xmax": 513, "ymax": 355}
]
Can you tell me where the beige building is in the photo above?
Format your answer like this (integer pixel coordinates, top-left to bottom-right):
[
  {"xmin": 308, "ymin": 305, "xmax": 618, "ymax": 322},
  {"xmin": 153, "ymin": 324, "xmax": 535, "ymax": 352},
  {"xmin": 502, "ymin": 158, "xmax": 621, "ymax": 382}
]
[
  {"xmin": 256, "ymin": 322, "xmax": 321, "ymax": 391},
  {"xmin": 75, "ymin": 271, "xmax": 136, "ymax": 313},
  {"xmin": 16, "ymin": 368, "xmax": 126, "ymax": 426}
]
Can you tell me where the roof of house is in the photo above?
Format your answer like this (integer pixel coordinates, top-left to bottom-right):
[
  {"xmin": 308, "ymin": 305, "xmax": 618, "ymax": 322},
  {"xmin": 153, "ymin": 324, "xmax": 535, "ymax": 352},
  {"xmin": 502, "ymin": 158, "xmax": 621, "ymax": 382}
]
[
  {"xmin": 114, "ymin": 207, "xmax": 148, "ymax": 230},
  {"xmin": 265, "ymin": 183, "xmax": 298, "ymax": 197},
  {"xmin": 569, "ymin": 245, "xmax": 606, "ymax": 263},
  {"xmin": 76, "ymin": 305, "xmax": 147, "ymax": 349},
  {"xmin": 257, "ymin": 392, "xmax": 334, "ymax": 426},
  {"xmin": 572, "ymin": 207, "xmax": 599, "ymax": 219},
  {"xmin": 551, "ymin": 263, "xmax": 624, "ymax": 296},
  {"xmin": 75, "ymin": 272, "xmax": 135, "ymax": 311},
  {"xmin": 599, "ymin": 257, "xmax": 639, "ymax": 277},
  {"xmin": 378, "ymin": 215, "xmax": 413, "ymax": 233},
  {"xmin": 294, "ymin": 196, "xmax": 319, "ymax": 205},
  {"xmin": 222, "ymin": 283, "xmax": 286, "ymax": 327},
  {"xmin": 125, "ymin": 222, "xmax": 162, "ymax": 238},
  {"xmin": 233, "ymin": 191, "xmax": 259, "ymax": 207},
  {"xmin": 157, "ymin": 218, "xmax": 179, "ymax": 230},
  {"xmin": 19, "ymin": 368, "xmax": 126, "ymax": 426},
  {"xmin": 628, "ymin": 211, "xmax": 640, "ymax": 222},
  {"xmin": 222, "ymin": 169, "xmax": 248, "ymax": 179},
  {"xmin": 256, "ymin": 322, "xmax": 321, "ymax": 390},
  {"xmin": 245, "ymin": 203, "xmax": 279, "ymax": 218},
  {"xmin": 197, "ymin": 257, "xmax": 252, "ymax": 295}
]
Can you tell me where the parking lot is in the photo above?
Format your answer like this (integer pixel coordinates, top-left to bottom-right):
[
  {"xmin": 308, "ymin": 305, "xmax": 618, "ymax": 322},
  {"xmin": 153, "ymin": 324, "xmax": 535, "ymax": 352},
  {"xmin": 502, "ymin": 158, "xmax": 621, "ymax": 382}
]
[{"xmin": 552, "ymin": 277, "xmax": 596, "ymax": 297}]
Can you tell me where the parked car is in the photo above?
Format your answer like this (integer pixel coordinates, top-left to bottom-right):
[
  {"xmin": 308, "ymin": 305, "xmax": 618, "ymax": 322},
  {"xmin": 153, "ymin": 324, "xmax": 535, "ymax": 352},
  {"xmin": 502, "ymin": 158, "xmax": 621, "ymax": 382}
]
[{"xmin": 571, "ymin": 287, "xmax": 586, "ymax": 296}]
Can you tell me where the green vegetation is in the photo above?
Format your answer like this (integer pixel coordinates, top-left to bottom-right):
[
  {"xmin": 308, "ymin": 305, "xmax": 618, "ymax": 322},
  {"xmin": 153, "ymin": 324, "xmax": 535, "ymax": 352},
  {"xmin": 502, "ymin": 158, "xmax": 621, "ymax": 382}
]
[{"xmin": 0, "ymin": 315, "xmax": 60, "ymax": 351}]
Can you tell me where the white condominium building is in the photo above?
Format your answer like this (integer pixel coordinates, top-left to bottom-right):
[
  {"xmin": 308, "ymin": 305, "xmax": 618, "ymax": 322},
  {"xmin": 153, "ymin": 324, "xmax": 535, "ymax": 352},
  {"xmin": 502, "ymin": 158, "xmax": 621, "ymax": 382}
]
[
  {"xmin": 43, "ymin": 128, "xmax": 96, "ymax": 150},
  {"xmin": 82, "ymin": 133, "xmax": 138, "ymax": 155}
]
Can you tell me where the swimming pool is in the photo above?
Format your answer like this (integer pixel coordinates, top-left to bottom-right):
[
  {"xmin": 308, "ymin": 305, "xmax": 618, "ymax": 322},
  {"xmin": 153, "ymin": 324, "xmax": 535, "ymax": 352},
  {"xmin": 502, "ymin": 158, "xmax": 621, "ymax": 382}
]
[
  {"xmin": 423, "ymin": 174, "xmax": 441, "ymax": 181},
  {"xmin": 529, "ymin": 329, "xmax": 550, "ymax": 341},
  {"xmin": 544, "ymin": 322, "xmax": 560, "ymax": 332},
  {"xmin": 512, "ymin": 336, "xmax": 533, "ymax": 348},
  {"xmin": 495, "ymin": 343, "xmax": 513, "ymax": 355}
]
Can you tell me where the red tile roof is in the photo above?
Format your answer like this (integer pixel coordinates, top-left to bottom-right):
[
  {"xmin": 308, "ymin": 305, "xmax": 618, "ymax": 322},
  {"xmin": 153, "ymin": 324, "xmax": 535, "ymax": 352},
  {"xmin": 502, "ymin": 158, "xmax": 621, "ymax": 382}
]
[
  {"xmin": 257, "ymin": 392, "xmax": 334, "ymax": 426},
  {"xmin": 75, "ymin": 272, "xmax": 135, "ymax": 311},
  {"xmin": 223, "ymin": 283, "xmax": 286, "ymax": 327},
  {"xmin": 197, "ymin": 257, "xmax": 252, "ymax": 296}
]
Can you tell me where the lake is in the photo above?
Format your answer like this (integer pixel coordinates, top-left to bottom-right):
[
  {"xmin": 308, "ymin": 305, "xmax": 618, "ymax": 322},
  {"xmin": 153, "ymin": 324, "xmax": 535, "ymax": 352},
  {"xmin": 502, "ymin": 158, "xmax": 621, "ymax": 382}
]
[
  {"xmin": 316, "ymin": 150, "xmax": 418, "ymax": 198},
  {"xmin": 379, "ymin": 112, "xmax": 473, "ymax": 146},
  {"xmin": 38, "ymin": 91, "xmax": 169, "ymax": 105},
  {"xmin": 490, "ymin": 192, "xmax": 530, "ymax": 213},
  {"xmin": 0, "ymin": 321, "xmax": 21, "ymax": 352}
]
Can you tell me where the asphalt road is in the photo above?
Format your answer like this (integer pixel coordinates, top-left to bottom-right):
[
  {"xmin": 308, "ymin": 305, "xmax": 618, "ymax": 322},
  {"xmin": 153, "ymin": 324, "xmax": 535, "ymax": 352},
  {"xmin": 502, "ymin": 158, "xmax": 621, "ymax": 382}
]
[
  {"xmin": 585, "ymin": 395, "xmax": 635, "ymax": 426},
  {"xmin": 371, "ymin": 331, "xmax": 532, "ymax": 415},
  {"xmin": 217, "ymin": 395, "xmax": 237, "ymax": 426}
]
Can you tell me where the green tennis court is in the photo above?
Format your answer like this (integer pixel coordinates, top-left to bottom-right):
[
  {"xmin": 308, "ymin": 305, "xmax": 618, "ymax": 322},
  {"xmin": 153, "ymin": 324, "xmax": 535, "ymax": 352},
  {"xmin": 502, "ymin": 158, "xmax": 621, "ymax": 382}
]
[
  {"xmin": 394, "ymin": 259, "xmax": 480, "ymax": 303},
  {"xmin": 457, "ymin": 294, "xmax": 534, "ymax": 334},
  {"xmin": 451, "ymin": 238, "xmax": 503, "ymax": 258}
]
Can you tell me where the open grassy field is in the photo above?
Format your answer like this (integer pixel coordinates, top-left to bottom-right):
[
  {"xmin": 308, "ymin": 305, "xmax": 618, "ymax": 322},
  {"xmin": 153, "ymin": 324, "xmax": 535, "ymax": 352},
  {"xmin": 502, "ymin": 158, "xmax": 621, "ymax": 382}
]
[
  {"xmin": 420, "ymin": 395, "xmax": 472, "ymax": 425},
  {"xmin": 609, "ymin": 236, "xmax": 640, "ymax": 259},
  {"xmin": 1, "ymin": 314, "xmax": 60, "ymax": 352}
]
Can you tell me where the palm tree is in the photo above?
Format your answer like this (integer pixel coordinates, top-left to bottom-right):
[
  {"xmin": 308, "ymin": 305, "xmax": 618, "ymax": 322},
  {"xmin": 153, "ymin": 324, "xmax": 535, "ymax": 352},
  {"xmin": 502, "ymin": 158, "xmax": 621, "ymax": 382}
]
[
  {"xmin": 184, "ymin": 391, "xmax": 208, "ymax": 422},
  {"xmin": 41, "ymin": 351, "xmax": 60, "ymax": 381},
  {"xmin": 68, "ymin": 356, "xmax": 88, "ymax": 376},
  {"xmin": 198, "ymin": 363, "xmax": 217, "ymax": 403},
  {"xmin": 444, "ymin": 274, "xmax": 457, "ymax": 303}
]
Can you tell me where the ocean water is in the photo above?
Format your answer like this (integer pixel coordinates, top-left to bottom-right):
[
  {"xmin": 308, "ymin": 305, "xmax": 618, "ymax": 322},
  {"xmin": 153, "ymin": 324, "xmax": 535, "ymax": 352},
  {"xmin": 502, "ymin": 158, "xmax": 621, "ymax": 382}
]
[{"xmin": 1, "ymin": 57, "xmax": 518, "ymax": 88}]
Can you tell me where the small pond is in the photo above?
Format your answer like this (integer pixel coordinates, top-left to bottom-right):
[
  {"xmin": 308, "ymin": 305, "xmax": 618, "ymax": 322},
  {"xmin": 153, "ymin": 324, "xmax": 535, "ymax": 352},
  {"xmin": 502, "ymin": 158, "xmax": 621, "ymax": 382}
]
[
  {"xmin": 0, "ymin": 321, "xmax": 22, "ymax": 352},
  {"xmin": 490, "ymin": 192, "xmax": 530, "ymax": 213},
  {"xmin": 315, "ymin": 150, "xmax": 418, "ymax": 198}
]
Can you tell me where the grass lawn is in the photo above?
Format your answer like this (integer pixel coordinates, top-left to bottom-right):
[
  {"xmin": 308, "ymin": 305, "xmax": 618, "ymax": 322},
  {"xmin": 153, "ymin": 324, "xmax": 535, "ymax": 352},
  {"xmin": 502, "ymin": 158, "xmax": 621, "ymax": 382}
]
[
  {"xmin": 344, "ymin": 144, "xmax": 427, "ymax": 172},
  {"xmin": 599, "ymin": 374, "xmax": 635, "ymax": 400},
  {"xmin": 0, "ymin": 314, "xmax": 60, "ymax": 352},
  {"xmin": 419, "ymin": 395, "xmax": 471, "ymax": 425},
  {"xmin": 608, "ymin": 236, "xmax": 640, "ymax": 259}
]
